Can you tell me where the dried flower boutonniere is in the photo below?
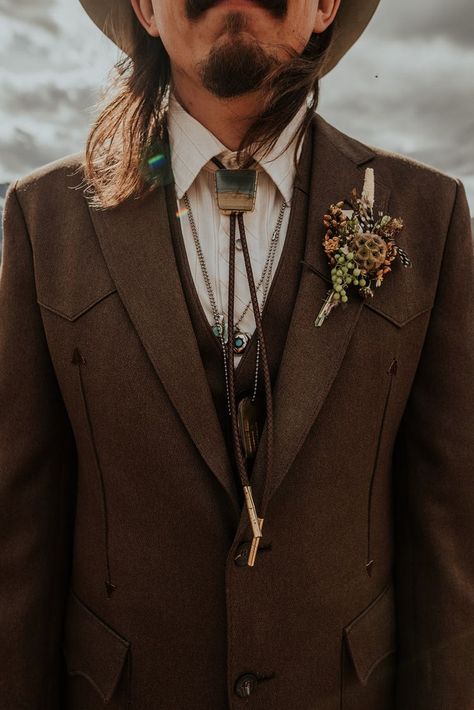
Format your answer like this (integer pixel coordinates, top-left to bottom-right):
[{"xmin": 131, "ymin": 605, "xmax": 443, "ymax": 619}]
[{"xmin": 315, "ymin": 168, "xmax": 412, "ymax": 327}]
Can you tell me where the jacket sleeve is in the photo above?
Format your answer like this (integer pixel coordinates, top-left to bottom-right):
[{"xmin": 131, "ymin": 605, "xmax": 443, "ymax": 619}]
[
  {"xmin": 394, "ymin": 178, "xmax": 474, "ymax": 709},
  {"xmin": 0, "ymin": 182, "xmax": 77, "ymax": 708}
]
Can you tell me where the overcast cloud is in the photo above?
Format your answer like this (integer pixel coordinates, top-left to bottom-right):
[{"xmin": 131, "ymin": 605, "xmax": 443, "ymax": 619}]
[{"xmin": 0, "ymin": 0, "xmax": 473, "ymax": 209}]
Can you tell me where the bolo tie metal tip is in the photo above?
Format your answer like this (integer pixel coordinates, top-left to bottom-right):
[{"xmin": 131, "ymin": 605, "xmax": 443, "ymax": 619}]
[
  {"xmin": 242, "ymin": 486, "xmax": 264, "ymax": 567},
  {"xmin": 248, "ymin": 517, "xmax": 264, "ymax": 567}
]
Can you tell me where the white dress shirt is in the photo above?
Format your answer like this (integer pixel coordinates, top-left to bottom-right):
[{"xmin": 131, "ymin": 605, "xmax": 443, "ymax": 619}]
[{"xmin": 167, "ymin": 91, "xmax": 308, "ymax": 363}]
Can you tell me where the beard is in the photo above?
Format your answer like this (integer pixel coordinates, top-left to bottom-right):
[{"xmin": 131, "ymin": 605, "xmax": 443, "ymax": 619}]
[{"xmin": 195, "ymin": 11, "xmax": 282, "ymax": 98}]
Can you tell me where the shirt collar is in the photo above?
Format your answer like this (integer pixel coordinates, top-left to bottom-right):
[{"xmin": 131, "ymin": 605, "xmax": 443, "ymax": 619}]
[{"xmin": 167, "ymin": 90, "xmax": 309, "ymax": 205}]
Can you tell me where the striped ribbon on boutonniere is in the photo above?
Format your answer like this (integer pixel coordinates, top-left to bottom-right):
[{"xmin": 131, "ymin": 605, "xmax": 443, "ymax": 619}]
[{"xmin": 315, "ymin": 168, "xmax": 413, "ymax": 327}]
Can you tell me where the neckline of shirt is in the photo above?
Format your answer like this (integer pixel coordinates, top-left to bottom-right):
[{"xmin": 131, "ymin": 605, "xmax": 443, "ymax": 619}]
[{"xmin": 167, "ymin": 90, "xmax": 310, "ymax": 205}]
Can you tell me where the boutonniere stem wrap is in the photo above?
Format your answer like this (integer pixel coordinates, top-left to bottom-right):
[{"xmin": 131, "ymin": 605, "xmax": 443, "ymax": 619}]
[{"xmin": 315, "ymin": 168, "xmax": 412, "ymax": 327}]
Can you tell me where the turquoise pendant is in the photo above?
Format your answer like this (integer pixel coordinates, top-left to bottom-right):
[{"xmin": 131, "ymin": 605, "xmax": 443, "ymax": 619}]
[
  {"xmin": 212, "ymin": 314, "xmax": 228, "ymax": 343},
  {"xmin": 233, "ymin": 331, "xmax": 250, "ymax": 354},
  {"xmin": 214, "ymin": 169, "xmax": 258, "ymax": 215}
]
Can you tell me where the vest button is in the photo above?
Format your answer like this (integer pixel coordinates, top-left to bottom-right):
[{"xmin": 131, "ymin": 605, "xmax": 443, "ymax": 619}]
[
  {"xmin": 234, "ymin": 673, "xmax": 258, "ymax": 697},
  {"xmin": 233, "ymin": 541, "xmax": 250, "ymax": 566}
]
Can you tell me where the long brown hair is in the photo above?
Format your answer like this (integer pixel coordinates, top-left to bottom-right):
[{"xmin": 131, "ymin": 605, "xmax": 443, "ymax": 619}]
[{"xmin": 81, "ymin": 14, "xmax": 335, "ymax": 209}]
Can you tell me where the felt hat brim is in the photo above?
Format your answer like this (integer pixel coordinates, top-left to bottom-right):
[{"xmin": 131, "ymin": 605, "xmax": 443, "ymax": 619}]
[{"xmin": 79, "ymin": 0, "xmax": 380, "ymax": 77}]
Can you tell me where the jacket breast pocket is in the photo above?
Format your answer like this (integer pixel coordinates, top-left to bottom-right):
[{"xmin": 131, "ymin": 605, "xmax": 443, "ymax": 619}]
[
  {"xmin": 61, "ymin": 589, "xmax": 131, "ymax": 707},
  {"xmin": 341, "ymin": 582, "xmax": 397, "ymax": 709}
]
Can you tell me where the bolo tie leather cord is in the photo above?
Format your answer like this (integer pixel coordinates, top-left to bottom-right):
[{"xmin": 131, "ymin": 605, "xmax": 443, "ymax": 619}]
[{"xmin": 211, "ymin": 155, "xmax": 274, "ymax": 567}]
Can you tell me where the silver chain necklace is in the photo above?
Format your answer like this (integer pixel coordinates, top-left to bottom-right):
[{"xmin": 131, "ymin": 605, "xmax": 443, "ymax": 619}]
[{"xmin": 182, "ymin": 190, "xmax": 287, "ymax": 411}]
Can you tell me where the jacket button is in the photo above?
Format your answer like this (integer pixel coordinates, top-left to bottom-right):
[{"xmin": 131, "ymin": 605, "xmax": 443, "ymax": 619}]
[
  {"xmin": 234, "ymin": 672, "xmax": 258, "ymax": 697},
  {"xmin": 233, "ymin": 541, "xmax": 250, "ymax": 566}
]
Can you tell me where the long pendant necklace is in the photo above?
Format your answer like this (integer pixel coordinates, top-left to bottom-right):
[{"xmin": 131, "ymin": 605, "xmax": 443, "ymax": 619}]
[
  {"xmin": 183, "ymin": 190, "xmax": 287, "ymax": 409},
  {"xmin": 230, "ymin": 199, "xmax": 287, "ymax": 356},
  {"xmin": 182, "ymin": 155, "xmax": 281, "ymax": 566}
]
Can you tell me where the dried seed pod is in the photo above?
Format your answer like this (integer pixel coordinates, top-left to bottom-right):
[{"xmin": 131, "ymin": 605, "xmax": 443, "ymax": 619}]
[{"xmin": 352, "ymin": 233, "xmax": 388, "ymax": 272}]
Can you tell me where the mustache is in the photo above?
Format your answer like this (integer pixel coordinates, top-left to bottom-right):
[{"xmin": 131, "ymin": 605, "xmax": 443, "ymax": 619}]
[{"xmin": 185, "ymin": 0, "xmax": 287, "ymax": 21}]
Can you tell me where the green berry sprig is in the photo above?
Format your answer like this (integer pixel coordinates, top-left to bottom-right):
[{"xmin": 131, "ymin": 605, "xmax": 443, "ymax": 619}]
[{"xmin": 329, "ymin": 248, "xmax": 368, "ymax": 305}]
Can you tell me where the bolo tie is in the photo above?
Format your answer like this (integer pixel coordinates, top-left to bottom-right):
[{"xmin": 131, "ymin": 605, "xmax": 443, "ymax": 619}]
[{"xmin": 210, "ymin": 154, "xmax": 274, "ymax": 567}]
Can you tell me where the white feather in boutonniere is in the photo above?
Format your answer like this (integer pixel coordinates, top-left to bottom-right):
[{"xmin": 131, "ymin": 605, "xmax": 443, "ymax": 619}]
[{"xmin": 314, "ymin": 168, "xmax": 412, "ymax": 327}]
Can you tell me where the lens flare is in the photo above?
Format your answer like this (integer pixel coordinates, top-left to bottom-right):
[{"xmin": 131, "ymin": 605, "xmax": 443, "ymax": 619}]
[{"xmin": 147, "ymin": 153, "xmax": 167, "ymax": 170}]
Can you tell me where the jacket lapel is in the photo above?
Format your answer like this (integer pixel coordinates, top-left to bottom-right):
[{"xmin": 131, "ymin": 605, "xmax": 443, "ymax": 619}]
[
  {"xmin": 88, "ymin": 182, "xmax": 241, "ymax": 516},
  {"xmin": 250, "ymin": 114, "xmax": 392, "ymax": 511}
]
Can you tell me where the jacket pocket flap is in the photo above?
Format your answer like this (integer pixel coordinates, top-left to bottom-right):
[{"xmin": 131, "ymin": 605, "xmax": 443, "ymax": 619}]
[
  {"xmin": 37, "ymin": 287, "xmax": 118, "ymax": 321},
  {"xmin": 343, "ymin": 582, "xmax": 396, "ymax": 685},
  {"xmin": 301, "ymin": 259, "xmax": 432, "ymax": 327},
  {"xmin": 62, "ymin": 589, "xmax": 130, "ymax": 703}
]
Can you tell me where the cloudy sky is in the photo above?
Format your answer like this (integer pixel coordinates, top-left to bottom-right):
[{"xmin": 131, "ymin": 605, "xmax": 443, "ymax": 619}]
[{"xmin": 0, "ymin": 0, "xmax": 473, "ymax": 210}]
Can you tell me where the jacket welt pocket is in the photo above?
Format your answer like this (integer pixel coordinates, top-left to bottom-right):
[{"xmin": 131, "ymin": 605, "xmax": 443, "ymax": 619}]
[
  {"xmin": 61, "ymin": 588, "xmax": 130, "ymax": 704},
  {"xmin": 343, "ymin": 581, "xmax": 397, "ymax": 685}
]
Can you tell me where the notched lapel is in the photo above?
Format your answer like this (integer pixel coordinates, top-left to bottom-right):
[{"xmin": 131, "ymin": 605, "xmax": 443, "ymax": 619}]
[
  {"xmin": 251, "ymin": 114, "xmax": 393, "ymax": 511},
  {"xmin": 87, "ymin": 185, "xmax": 240, "ymax": 515}
]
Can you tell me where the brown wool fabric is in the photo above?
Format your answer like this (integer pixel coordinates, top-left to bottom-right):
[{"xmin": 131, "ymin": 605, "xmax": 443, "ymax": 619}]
[{"xmin": 0, "ymin": 113, "xmax": 473, "ymax": 709}]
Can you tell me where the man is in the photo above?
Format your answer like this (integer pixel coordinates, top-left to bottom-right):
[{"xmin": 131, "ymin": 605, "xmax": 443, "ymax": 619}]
[{"xmin": 0, "ymin": 0, "xmax": 473, "ymax": 708}]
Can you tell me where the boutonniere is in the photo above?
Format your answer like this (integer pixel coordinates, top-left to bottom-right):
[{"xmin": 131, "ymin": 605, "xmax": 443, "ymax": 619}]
[{"xmin": 315, "ymin": 168, "xmax": 412, "ymax": 327}]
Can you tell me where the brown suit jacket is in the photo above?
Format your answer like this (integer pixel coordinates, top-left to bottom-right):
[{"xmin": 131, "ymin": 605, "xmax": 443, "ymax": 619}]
[{"xmin": 0, "ymin": 113, "xmax": 473, "ymax": 710}]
